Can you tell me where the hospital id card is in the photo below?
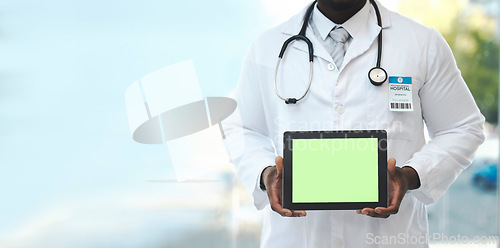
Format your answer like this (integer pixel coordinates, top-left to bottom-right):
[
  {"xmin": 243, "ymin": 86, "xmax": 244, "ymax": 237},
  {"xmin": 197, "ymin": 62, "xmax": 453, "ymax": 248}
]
[{"xmin": 389, "ymin": 76, "xmax": 413, "ymax": 112}]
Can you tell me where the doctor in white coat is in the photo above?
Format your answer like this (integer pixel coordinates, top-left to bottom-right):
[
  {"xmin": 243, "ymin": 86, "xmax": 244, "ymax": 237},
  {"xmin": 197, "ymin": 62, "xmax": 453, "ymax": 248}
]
[{"xmin": 223, "ymin": 0, "xmax": 485, "ymax": 247}]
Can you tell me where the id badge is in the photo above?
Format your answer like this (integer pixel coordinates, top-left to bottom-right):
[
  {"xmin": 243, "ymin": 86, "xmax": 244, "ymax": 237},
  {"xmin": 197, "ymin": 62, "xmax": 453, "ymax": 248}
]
[{"xmin": 389, "ymin": 76, "xmax": 413, "ymax": 112}]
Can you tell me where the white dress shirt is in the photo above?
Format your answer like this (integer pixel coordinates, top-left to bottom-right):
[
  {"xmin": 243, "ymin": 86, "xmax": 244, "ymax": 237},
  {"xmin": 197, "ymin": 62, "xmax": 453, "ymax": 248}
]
[{"xmin": 223, "ymin": 1, "xmax": 485, "ymax": 247}]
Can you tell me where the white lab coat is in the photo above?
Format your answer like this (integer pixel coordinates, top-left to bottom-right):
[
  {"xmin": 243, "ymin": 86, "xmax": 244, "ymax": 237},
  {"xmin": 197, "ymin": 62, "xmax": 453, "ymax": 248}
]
[{"xmin": 223, "ymin": 2, "xmax": 485, "ymax": 247}]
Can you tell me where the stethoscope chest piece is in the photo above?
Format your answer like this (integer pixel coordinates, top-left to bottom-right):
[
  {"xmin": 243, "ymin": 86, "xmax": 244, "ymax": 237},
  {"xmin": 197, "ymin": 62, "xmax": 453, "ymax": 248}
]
[{"xmin": 368, "ymin": 67, "xmax": 387, "ymax": 86}]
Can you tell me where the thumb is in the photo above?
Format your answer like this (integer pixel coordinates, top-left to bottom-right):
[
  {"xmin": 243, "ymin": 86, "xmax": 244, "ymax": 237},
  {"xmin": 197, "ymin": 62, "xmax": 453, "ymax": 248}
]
[
  {"xmin": 275, "ymin": 156, "xmax": 284, "ymax": 177},
  {"xmin": 387, "ymin": 158, "xmax": 397, "ymax": 178}
]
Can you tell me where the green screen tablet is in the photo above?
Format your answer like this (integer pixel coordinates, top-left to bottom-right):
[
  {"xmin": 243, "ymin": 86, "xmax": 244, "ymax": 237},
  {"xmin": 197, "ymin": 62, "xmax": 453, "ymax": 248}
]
[{"xmin": 282, "ymin": 130, "xmax": 387, "ymax": 210}]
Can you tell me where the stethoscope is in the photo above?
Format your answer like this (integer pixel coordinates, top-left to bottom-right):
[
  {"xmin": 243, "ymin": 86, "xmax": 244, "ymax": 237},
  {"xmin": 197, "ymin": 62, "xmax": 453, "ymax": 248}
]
[{"xmin": 274, "ymin": 0, "xmax": 387, "ymax": 104}]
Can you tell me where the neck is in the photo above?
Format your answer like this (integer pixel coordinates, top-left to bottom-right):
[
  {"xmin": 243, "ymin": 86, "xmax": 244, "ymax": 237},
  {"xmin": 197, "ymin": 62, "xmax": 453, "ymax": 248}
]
[{"xmin": 317, "ymin": 0, "xmax": 367, "ymax": 24}]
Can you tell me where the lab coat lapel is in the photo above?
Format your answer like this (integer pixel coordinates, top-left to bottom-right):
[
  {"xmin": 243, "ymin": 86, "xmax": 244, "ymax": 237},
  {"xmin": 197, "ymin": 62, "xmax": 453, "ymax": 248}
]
[
  {"xmin": 290, "ymin": 30, "xmax": 334, "ymax": 63},
  {"xmin": 342, "ymin": 1, "xmax": 392, "ymax": 70},
  {"xmin": 280, "ymin": 6, "xmax": 333, "ymax": 63}
]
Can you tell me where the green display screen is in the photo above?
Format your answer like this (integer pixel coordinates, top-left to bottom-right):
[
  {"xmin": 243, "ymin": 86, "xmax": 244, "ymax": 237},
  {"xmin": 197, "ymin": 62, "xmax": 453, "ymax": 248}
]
[{"xmin": 292, "ymin": 138, "xmax": 379, "ymax": 203}]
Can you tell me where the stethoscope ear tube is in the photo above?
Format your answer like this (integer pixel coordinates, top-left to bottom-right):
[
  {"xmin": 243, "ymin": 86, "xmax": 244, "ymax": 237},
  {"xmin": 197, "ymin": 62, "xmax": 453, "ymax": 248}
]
[
  {"xmin": 278, "ymin": 35, "xmax": 314, "ymax": 62},
  {"xmin": 274, "ymin": 1, "xmax": 316, "ymax": 104}
]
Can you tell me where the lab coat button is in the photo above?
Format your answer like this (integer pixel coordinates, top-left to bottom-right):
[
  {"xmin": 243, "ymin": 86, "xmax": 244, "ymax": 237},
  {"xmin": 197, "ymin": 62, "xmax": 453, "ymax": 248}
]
[
  {"xmin": 336, "ymin": 105, "xmax": 345, "ymax": 114},
  {"xmin": 327, "ymin": 63, "xmax": 336, "ymax": 71}
]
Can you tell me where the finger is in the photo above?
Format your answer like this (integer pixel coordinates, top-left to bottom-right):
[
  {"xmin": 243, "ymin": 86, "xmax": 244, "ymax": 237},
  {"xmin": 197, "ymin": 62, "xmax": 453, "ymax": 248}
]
[
  {"xmin": 270, "ymin": 196, "xmax": 306, "ymax": 217},
  {"xmin": 291, "ymin": 210, "xmax": 307, "ymax": 217},
  {"xmin": 277, "ymin": 183, "xmax": 284, "ymax": 206},
  {"xmin": 358, "ymin": 208, "xmax": 372, "ymax": 215},
  {"xmin": 359, "ymin": 208, "xmax": 375, "ymax": 216},
  {"xmin": 387, "ymin": 158, "xmax": 397, "ymax": 178},
  {"xmin": 374, "ymin": 205, "xmax": 398, "ymax": 216},
  {"xmin": 270, "ymin": 200, "xmax": 292, "ymax": 216},
  {"xmin": 358, "ymin": 208, "xmax": 386, "ymax": 218},
  {"xmin": 270, "ymin": 199, "xmax": 306, "ymax": 217},
  {"xmin": 275, "ymin": 156, "xmax": 284, "ymax": 177},
  {"xmin": 267, "ymin": 179, "xmax": 290, "ymax": 217},
  {"xmin": 359, "ymin": 208, "xmax": 390, "ymax": 218},
  {"xmin": 374, "ymin": 185, "xmax": 403, "ymax": 216},
  {"xmin": 269, "ymin": 195, "xmax": 289, "ymax": 216}
]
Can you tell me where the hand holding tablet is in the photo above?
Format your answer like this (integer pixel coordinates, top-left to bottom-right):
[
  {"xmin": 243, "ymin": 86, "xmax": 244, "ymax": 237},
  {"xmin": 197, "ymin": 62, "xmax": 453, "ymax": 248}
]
[
  {"xmin": 261, "ymin": 156, "xmax": 306, "ymax": 217},
  {"xmin": 357, "ymin": 158, "xmax": 421, "ymax": 218}
]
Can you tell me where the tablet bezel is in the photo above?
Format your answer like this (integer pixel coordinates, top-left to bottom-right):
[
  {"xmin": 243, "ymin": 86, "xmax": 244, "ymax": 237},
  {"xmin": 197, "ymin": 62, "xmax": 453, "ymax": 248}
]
[{"xmin": 282, "ymin": 130, "xmax": 388, "ymax": 210}]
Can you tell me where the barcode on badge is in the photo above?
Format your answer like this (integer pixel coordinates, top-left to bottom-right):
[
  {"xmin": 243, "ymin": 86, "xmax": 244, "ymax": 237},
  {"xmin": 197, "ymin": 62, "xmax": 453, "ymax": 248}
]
[{"xmin": 390, "ymin": 102, "xmax": 412, "ymax": 111}]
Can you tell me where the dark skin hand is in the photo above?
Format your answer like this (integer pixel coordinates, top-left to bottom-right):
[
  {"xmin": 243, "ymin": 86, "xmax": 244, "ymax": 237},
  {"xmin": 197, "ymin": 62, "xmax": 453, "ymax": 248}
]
[
  {"xmin": 356, "ymin": 158, "xmax": 421, "ymax": 218},
  {"xmin": 317, "ymin": 0, "xmax": 367, "ymax": 24},
  {"xmin": 262, "ymin": 157, "xmax": 420, "ymax": 218},
  {"xmin": 262, "ymin": 156, "xmax": 306, "ymax": 217}
]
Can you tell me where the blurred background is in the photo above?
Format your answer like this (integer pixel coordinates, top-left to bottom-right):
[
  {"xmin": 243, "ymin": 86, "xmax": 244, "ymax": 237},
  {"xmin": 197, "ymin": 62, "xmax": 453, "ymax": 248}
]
[{"xmin": 0, "ymin": 0, "xmax": 498, "ymax": 247}]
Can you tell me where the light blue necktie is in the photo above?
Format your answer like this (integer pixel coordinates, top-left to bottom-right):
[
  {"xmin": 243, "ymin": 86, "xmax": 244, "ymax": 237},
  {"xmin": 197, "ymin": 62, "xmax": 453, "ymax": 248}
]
[{"xmin": 328, "ymin": 27, "xmax": 350, "ymax": 67}]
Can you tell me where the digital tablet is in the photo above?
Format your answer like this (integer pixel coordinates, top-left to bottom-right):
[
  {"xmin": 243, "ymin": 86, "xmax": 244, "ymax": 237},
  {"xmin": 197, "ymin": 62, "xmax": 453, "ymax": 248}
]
[{"xmin": 282, "ymin": 130, "xmax": 387, "ymax": 210}]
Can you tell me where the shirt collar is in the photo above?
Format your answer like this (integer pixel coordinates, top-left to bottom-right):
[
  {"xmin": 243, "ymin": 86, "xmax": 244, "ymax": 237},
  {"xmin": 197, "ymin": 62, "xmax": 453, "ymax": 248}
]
[{"xmin": 312, "ymin": 0, "xmax": 371, "ymax": 41}]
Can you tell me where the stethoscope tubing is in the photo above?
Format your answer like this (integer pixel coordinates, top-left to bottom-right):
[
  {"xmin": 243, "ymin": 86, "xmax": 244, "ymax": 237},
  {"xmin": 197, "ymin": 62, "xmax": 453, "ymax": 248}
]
[
  {"xmin": 274, "ymin": 59, "xmax": 314, "ymax": 104},
  {"xmin": 274, "ymin": 0, "xmax": 385, "ymax": 104}
]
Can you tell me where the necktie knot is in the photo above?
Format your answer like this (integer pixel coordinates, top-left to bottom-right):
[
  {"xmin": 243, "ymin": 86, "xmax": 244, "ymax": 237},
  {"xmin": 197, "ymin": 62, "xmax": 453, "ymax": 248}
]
[
  {"xmin": 328, "ymin": 26, "xmax": 350, "ymax": 67},
  {"xmin": 329, "ymin": 27, "xmax": 350, "ymax": 44}
]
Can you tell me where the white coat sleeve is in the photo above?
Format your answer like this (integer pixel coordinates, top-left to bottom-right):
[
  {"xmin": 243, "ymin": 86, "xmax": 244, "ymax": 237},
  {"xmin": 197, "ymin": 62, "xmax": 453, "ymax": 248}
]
[
  {"xmin": 222, "ymin": 44, "xmax": 276, "ymax": 210},
  {"xmin": 406, "ymin": 29, "xmax": 485, "ymax": 204}
]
